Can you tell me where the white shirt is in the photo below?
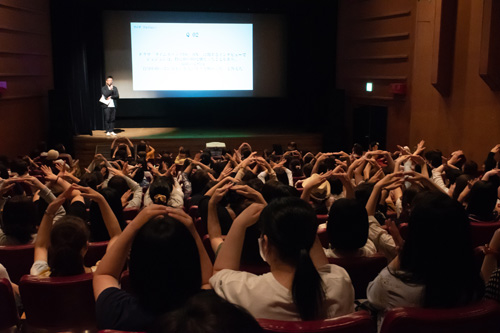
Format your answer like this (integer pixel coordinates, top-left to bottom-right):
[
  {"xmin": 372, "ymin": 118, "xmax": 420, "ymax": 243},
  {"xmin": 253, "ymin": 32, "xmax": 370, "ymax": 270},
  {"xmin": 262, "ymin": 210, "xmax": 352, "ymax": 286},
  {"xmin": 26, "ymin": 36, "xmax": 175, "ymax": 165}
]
[
  {"xmin": 210, "ymin": 264, "xmax": 355, "ymax": 320},
  {"xmin": 324, "ymin": 239, "xmax": 377, "ymax": 258}
]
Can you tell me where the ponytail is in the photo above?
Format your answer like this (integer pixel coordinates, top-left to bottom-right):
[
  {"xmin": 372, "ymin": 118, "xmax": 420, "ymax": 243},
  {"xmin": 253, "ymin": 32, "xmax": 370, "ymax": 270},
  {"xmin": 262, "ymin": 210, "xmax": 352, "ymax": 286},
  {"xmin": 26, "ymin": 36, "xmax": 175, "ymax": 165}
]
[
  {"xmin": 259, "ymin": 197, "xmax": 326, "ymax": 321},
  {"xmin": 292, "ymin": 249, "xmax": 325, "ymax": 321}
]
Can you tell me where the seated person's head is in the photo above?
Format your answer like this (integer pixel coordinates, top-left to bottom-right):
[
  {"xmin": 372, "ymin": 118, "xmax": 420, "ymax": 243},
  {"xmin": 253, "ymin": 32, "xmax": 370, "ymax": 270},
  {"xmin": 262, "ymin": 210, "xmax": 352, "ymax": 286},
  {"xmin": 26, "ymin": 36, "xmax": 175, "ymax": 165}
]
[
  {"xmin": 129, "ymin": 215, "xmax": 201, "ymax": 315},
  {"xmin": 150, "ymin": 176, "xmax": 173, "ymax": 206},
  {"xmin": 10, "ymin": 159, "xmax": 28, "ymax": 176},
  {"xmin": 0, "ymin": 163, "xmax": 9, "ymax": 179},
  {"xmin": 466, "ymin": 181, "xmax": 498, "ymax": 221},
  {"xmin": 274, "ymin": 167, "xmax": 289, "ymax": 186},
  {"xmin": 327, "ymin": 199, "xmax": 368, "ymax": 252},
  {"xmin": 152, "ymin": 291, "xmax": 263, "ymax": 333},
  {"xmin": 79, "ymin": 171, "xmax": 103, "ymax": 190},
  {"xmin": 261, "ymin": 180, "xmax": 295, "ymax": 203},
  {"xmin": 89, "ymin": 187, "xmax": 125, "ymax": 241},
  {"xmin": 48, "ymin": 215, "xmax": 90, "ymax": 277},
  {"xmin": 137, "ymin": 140, "xmax": 147, "ymax": 153},
  {"xmin": 107, "ymin": 175, "xmax": 129, "ymax": 197},
  {"xmin": 289, "ymin": 158, "xmax": 304, "ymax": 178},
  {"xmin": 190, "ymin": 170, "xmax": 211, "ymax": 196},
  {"xmin": 1, "ymin": 195, "xmax": 38, "ymax": 244},
  {"xmin": 400, "ymin": 192, "xmax": 483, "ymax": 307}
]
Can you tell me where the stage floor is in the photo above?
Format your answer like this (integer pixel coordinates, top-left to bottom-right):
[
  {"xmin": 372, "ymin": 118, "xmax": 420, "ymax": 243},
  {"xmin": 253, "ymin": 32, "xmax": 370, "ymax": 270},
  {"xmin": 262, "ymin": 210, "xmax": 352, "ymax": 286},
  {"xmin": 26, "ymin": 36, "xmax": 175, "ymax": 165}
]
[{"xmin": 74, "ymin": 127, "xmax": 323, "ymax": 166}]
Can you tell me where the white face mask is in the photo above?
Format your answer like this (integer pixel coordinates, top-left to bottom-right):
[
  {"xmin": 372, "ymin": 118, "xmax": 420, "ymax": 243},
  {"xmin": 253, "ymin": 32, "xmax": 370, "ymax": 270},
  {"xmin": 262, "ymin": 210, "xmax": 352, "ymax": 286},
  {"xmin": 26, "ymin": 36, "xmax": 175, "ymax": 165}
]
[{"xmin": 258, "ymin": 237, "xmax": 267, "ymax": 263}]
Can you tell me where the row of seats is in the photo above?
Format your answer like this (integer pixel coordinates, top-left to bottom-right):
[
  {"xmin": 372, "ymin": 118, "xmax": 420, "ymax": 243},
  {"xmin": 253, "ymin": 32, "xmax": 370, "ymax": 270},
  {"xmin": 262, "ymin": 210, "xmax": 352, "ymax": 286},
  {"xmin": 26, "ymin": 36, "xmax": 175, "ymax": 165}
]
[{"xmin": 2, "ymin": 276, "xmax": 500, "ymax": 332}]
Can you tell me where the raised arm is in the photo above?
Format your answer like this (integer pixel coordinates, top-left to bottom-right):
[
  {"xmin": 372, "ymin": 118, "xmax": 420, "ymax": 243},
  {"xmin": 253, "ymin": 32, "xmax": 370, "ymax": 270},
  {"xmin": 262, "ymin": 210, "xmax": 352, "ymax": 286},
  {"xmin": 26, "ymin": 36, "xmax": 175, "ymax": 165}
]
[
  {"xmin": 213, "ymin": 203, "xmax": 264, "ymax": 274},
  {"xmin": 93, "ymin": 205, "xmax": 168, "ymax": 299}
]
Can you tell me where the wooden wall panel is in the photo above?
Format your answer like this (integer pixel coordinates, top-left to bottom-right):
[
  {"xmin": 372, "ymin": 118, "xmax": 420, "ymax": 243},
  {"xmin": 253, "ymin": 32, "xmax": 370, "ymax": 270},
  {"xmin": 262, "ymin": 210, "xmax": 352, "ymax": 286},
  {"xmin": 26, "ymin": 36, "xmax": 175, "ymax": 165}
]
[
  {"xmin": 479, "ymin": 0, "xmax": 500, "ymax": 90},
  {"xmin": 410, "ymin": 0, "xmax": 500, "ymax": 164},
  {"xmin": 0, "ymin": 0, "xmax": 52, "ymax": 158},
  {"xmin": 431, "ymin": 0, "xmax": 458, "ymax": 96},
  {"xmin": 336, "ymin": 0, "xmax": 416, "ymax": 149}
]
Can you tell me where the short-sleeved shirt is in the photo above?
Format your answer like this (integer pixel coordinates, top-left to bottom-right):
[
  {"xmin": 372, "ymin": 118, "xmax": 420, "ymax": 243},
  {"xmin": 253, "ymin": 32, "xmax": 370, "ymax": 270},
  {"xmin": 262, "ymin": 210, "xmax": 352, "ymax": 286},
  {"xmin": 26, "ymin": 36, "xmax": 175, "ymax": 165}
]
[
  {"xmin": 96, "ymin": 287, "xmax": 155, "ymax": 331},
  {"xmin": 210, "ymin": 264, "xmax": 355, "ymax": 320}
]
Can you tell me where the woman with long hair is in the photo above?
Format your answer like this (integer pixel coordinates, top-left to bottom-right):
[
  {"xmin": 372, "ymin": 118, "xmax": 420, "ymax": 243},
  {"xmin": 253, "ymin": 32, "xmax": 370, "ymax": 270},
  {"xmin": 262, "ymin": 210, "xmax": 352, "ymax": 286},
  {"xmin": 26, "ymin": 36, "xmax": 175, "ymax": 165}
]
[{"xmin": 210, "ymin": 196, "xmax": 354, "ymax": 321}]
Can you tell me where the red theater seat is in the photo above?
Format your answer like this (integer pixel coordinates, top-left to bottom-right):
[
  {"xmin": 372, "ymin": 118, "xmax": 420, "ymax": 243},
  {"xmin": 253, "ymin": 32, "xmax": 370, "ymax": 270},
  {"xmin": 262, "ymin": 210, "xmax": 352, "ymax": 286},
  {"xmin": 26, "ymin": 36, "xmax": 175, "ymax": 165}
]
[
  {"xmin": 258, "ymin": 310, "xmax": 376, "ymax": 332},
  {"xmin": 380, "ymin": 299, "xmax": 500, "ymax": 333},
  {"xmin": 0, "ymin": 278, "xmax": 19, "ymax": 331},
  {"xmin": 328, "ymin": 254, "xmax": 387, "ymax": 299},
  {"xmin": 123, "ymin": 207, "xmax": 140, "ymax": 221},
  {"xmin": 0, "ymin": 244, "xmax": 34, "ymax": 284},
  {"xmin": 19, "ymin": 273, "xmax": 96, "ymax": 331},
  {"xmin": 84, "ymin": 241, "xmax": 109, "ymax": 267},
  {"xmin": 470, "ymin": 221, "xmax": 500, "ymax": 248}
]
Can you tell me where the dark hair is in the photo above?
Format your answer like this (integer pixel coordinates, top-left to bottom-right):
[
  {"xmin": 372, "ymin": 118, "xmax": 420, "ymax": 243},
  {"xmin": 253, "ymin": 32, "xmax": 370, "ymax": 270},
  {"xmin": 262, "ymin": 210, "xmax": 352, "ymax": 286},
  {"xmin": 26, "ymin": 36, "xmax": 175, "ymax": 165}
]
[
  {"xmin": 129, "ymin": 216, "xmax": 201, "ymax": 315},
  {"xmin": 137, "ymin": 140, "xmax": 147, "ymax": 152},
  {"xmin": 10, "ymin": 159, "xmax": 28, "ymax": 176},
  {"xmin": 274, "ymin": 167, "xmax": 289, "ymax": 186},
  {"xmin": 79, "ymin": 171, "xmax": 103, "ymax": 190},
  {"xmin": 463, "ymin": 161, "xmax": 478, "ymax": 177},
  {"xmin": 89, "ymin": 187, "xmax": 125, "ymax": 241},
  {"xmin": 327, "ymin": 199, "xmax": 368, "ymax": 251},
  {"xmin": 132, "ymin": 163, "xmax": 145, "ymax": 185},
  {"xmin": 54, "ymin": 143, "xmax": 66, "ymax": 154},
  {"xmin": 149, "ymin": 176, "xmax": 173, "ymax": 206},
  {"xmin": 0, "ymin": 163, "xmax": 8, "ymax": 179},
  {"xmin": 48, "ymin": 215, "xmax": 90, "ymax": 277},
  {"xmin": 452, "ymin": 174, "xmax": 472, "ymax": 201},
  {"xmin": 466, "ymin": 181, "xmax": 498, "ymax": 221},
  {"xmin": 424, "ymin": 150, "xmax": 443, "ymax": 169},
  {"xmin": 152, "ymin": 291, "xmax": 263, "ymax": 333},
  {"xmin": 259, "ymin": 197, "xmax": 325, "ymax": 320},
  {"xmin": 261, "ymin": 180, "xmax": 294, "ymax": 203},
  {"xmin": 289, "ymin": 159, "xmax": 304, "ymax": 178},
  {"xmin": 107, "ymin": 176, "xmax": 129, "ymax": 197},
  {"xmin": 1, "ymin": 196, "xmax": 38, "ymax": 244},
  {"xmin": 190, "ymin": 170, "xmax": 212, "ymax": 196},
  {"xmin": 352, "ymin": 143, "xmax": 363, "ymax": 156},
  {"xmin": 107, "ymin": 75, "xmax": 113, "ymax": 79},
  {"xmin": 396, "ymin": 192, "xmax": 484, "ymax": 307},
  {"xmin": 303, "ymin": 163, "xmax": 313, "ymax": 178},
  {"xmin": 354, "ymin": 183, "xmax": 374, "ymax": 207}
]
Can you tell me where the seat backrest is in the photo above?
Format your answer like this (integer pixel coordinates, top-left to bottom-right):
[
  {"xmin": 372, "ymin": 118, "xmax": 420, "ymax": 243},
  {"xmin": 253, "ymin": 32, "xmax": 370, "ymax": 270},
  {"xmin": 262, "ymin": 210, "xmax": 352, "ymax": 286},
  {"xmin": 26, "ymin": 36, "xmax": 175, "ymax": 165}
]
[
  {"xmin": 258, "ymin": 310, "xmax": 376, "ymax": 333},
  {"xmin": 380, "ymin": 299, "xmax": 500, "ymax": 333},
  {"xmin": 123, "ymin": 207, "xmax": 140, "ymax": 221},
  {"xmin": 194, "ymin": 217, "xmax": 207, "ymax": 238},
  {"xmin": 470, "ymin": 222, "xmax": 500, "ymax": 248},
  {"xmin": 0, "ymin": 244, "xmax": 34, "ymax": 284},
  {"xmin": 84, "ymin": 241, "xmax": 109, "ymax": 267},
  {"xmin": 0, "ymin": 278, "xmax": 19, "ymax": 330},
  {"xmin": 19, "ymin": 273, "xmax": 96, "ymax": 331},
  {"xmin": 328, "ymin": 254, "xmax": 387, "ymax": 299},
  {"xmin": 317, "ymin": 226, "xmax": 329, "ymax": 249}
]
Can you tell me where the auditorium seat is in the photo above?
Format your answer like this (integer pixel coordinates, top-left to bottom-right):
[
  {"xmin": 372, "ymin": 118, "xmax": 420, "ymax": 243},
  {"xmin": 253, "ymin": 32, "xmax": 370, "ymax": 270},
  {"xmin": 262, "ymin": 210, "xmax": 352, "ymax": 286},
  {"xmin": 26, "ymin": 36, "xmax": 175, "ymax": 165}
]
[
  {"xmin": 84, "ymin": 241, "xmax": 109, "ymax": 267},
  {"xmin": 328, "ymin": 254, "xmax": 386, "ymax": 299},
  {"xmin": 123, "ymin": 207, "xmax": 140, "ymax": 221},
  {"xmin": 317, "ymin": 225, "xmax": 329, "ymax": 249},
  {"xmin": 258, "ymin": 310, "xmax": 376, "ymax": 332},
  {"xmin": 202, "ymin": 234, "xmax": 217, "ymax": 263},
  {"xmin": 19, "ymin": 273, "xmax": 96, "ymax": 331},
  {"xmin": 0, "ymin": 278, "xmax": 19, "ymax": 331},
  {"xmin": 398, "ymin": 223, "xmax": 409, "ymax": 241},
  {"xmin": 380, "ymin": 299, "xmax": 500, "ymax": 333},
  {"xmin": 470, "ymin": 221, "xmax": 500, "ymax": 248},
  {"xmin": 188, "ymin": 205, "xmax": 200, "ymax": 220},
  {"xmin": 194, "ymin": 217, "xmax": 207, "ymax": 238},
  {"xmin": 0, "ymin": 244, "xmax": 34, "ymax": 284},
  {"xmin": 317, "ymin": 214, "xmax": 328, "ymax": 225}
]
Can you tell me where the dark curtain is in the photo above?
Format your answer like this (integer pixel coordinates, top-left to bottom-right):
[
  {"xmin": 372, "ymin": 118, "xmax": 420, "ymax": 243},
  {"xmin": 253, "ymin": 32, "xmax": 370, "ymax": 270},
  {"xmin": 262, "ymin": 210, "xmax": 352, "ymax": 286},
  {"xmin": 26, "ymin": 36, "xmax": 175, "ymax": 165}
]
[{"xmin": 50, "ymin": 0, "xmax": 105, "ymax": 139}]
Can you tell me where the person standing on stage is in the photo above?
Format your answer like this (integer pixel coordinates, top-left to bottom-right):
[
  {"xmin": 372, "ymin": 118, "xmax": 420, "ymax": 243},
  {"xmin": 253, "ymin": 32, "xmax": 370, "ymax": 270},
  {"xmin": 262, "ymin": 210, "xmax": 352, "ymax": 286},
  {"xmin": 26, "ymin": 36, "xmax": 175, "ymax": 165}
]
[{"xmin": 101, "ymin": 76, "xmax": 119, "ymax": 136}]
